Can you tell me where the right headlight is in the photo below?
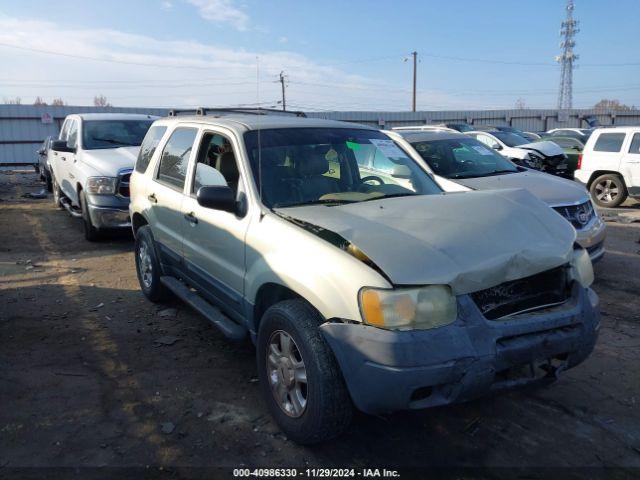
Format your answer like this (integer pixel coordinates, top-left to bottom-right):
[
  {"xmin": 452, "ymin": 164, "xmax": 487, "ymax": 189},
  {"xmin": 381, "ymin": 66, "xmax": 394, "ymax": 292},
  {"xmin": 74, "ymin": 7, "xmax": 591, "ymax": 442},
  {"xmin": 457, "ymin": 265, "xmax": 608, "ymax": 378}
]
[
  {"xmin": 359, "ymin": 285, "xmax": 457, "ymax": 331},
  {"xmin": 570, "ymin": 248, "xmax": 594, "ymax": 288}
]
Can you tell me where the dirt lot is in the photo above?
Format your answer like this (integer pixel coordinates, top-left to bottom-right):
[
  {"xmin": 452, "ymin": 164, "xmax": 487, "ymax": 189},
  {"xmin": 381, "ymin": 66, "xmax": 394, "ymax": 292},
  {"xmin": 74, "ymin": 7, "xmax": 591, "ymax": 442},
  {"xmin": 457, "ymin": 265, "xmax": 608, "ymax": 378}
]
[{"xmin": 2, "ymin": 171, "xmax": 640, "ymax": 476}]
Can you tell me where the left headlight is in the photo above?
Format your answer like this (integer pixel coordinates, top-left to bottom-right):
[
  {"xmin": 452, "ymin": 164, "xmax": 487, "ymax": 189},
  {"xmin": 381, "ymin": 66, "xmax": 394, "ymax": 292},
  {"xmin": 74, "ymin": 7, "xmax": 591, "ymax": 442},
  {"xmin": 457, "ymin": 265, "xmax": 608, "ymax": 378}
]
[
  {"xmin": 359, "ymin": 285, "xmax": 457, "ymax": 330},
  {"xmin": 570, "ymin": 248, "xmax": 594, "ymax": 288},
  {"xmin": 86, "ymin": 176, "xmax": 117, "ymax": 195}
]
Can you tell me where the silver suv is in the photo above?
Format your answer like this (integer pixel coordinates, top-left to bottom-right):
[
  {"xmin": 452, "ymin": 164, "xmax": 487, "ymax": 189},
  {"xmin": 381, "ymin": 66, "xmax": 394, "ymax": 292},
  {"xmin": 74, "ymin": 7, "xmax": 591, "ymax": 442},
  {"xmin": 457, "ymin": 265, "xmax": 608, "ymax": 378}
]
[{"xmin": 129, "ymin": 109, "xmax": 600, "ymax": 444}]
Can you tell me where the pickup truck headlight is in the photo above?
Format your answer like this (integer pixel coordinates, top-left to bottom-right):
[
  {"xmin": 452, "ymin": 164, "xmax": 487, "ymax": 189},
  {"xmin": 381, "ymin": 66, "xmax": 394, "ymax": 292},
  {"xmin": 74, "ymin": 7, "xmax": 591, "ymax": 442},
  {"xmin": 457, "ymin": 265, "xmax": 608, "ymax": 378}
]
[
  {"xmin": 359, "ymin": 285, "xmax": 457, "ymax": 330},
  {"xmin": 86, "ymin": 177, "xmax": 117, "ymax": 195},
  {"xmin": 570, "ymin": 248, "xmax": 594, "ymax": 288}
]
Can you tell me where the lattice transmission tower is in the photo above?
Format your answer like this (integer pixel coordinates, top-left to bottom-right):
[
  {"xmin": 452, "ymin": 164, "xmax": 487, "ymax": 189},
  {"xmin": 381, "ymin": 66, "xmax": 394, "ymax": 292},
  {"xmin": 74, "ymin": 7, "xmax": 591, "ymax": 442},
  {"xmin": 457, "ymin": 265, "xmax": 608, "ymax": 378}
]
[{"xmin": 556, "ymin": 0, "xmax": 579, "ymax": 110}]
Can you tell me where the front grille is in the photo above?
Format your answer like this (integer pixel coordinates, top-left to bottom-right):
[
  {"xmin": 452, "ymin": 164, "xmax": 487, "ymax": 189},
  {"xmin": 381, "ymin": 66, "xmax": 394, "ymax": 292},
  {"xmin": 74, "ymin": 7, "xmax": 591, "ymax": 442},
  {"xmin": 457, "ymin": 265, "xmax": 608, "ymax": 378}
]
[
  {"xmin": 117, "ymin": 171, "xmax": 132, "ymax": 197},
  {"xmin": 553, "ymin": 201, "xmax": 595, "ymax": 230},
  {"xmin": 471, "ymin": 266, "xmax": 570, "ymax": 320}
]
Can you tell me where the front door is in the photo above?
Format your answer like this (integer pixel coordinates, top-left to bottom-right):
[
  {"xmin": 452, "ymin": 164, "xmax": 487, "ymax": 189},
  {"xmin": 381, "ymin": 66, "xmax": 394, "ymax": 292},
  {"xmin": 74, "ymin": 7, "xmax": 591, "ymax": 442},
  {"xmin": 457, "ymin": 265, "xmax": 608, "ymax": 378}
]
[{"xmin": 180, "ymin": 130, "xmax": 250, "ymax": 319}]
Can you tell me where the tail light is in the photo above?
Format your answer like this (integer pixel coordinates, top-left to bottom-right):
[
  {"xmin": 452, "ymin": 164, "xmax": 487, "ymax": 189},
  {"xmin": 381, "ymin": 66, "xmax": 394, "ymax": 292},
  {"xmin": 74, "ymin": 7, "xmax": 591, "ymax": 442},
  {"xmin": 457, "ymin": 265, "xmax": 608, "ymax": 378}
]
[{"xmin": 577, "ymin": 153, "xmax": 583, "ymax": 170}]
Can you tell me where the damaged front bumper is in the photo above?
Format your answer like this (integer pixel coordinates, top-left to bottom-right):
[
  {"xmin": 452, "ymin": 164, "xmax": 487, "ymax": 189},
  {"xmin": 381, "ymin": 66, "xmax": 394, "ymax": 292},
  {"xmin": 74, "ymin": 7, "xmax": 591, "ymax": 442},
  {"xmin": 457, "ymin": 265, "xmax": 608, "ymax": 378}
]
[{"xmin": 320, "ymin": 283, "xmax": 599, "ymax": 415}]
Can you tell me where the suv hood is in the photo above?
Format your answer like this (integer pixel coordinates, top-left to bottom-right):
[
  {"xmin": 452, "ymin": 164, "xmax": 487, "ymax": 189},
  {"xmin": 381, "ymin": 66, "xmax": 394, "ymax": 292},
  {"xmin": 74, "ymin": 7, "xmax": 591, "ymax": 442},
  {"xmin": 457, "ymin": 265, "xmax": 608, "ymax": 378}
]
[
  {"xmin": 82, "ymin": 146, "xmax": 140, "ymax": 176},
  {"xmin": 517, "ymin": 140, "xmax": 564, "ymax": 157},
  {"xmin": 277, "ymin": 189, "xmax": 576, "ymax": 294},
  {"xmin": 452, "ymin": 169, "xmax": 589, "ymax": 206}
]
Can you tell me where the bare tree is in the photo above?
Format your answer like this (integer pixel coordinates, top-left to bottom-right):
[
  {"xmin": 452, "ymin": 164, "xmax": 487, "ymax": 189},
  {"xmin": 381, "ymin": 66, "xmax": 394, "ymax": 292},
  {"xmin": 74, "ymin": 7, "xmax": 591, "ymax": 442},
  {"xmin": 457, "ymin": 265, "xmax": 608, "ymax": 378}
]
[
  {"xmin": 34, "ymin": 96, "xmax": 47, "ymax": 106},
  {"xmin": 93, "ymin": 94, "xmax": 111, "ymax": 107},
  {"xmin": 515, "ymin": 98, "xmax": 527, "ymax": 110},
  {"xmin": 594, "ymin": 99, "xmax": 635, "ymax": 112},
  {"xmin": 3, "ymin": 96, "xmax": 22, "ymax": 105},
  {"xmin": 51, "ymin": 98, "xmax": 66, "ymax": 106}
]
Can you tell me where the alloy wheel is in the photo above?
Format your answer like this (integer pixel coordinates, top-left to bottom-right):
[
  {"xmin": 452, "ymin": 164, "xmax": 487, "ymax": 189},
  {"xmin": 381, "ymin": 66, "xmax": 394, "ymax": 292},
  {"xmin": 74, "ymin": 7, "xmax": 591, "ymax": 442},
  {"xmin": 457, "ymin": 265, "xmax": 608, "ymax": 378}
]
[
  {"xmin": 138, "ymin": 241, "xmax": 153, "ymax": 289},
  {"xmin": 594, "ymin": 179, "xmax": 619, "ymax": 205},
  {"xmin": 266, "ymin": 330, "xmax": 308, "ymax": 418}
]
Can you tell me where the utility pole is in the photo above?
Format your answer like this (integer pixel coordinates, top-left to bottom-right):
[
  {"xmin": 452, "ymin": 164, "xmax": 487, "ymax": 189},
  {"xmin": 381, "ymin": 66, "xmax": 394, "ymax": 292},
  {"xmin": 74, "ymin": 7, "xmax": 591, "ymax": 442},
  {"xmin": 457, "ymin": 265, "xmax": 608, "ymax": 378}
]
[
  {"xmin": 411, "ymin": 51, "xmax": 417, "ymax": 112},
  {"xmin": 556, "ymin": 0, "xmax": 579, "ymax": 110},
  {"xmin": 279, "ymin": 71, "xmax": 287, "ymax": 111}
]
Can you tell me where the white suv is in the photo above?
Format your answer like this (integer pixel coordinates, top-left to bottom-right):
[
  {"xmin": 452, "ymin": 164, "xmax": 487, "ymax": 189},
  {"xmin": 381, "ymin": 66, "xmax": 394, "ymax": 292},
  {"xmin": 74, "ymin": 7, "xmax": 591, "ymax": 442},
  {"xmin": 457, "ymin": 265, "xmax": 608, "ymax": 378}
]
[{"xmin": 574, "ymin": 127, "xmax": 640, "ymax": 207}]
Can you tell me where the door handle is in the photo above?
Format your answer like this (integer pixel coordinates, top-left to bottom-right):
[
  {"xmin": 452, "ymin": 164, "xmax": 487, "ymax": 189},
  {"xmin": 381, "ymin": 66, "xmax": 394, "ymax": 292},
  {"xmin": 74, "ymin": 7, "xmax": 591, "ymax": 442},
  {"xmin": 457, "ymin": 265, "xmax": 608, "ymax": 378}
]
[
  {"xmin": 60, "ymin": 156, "xmax": 66, "ymax": 161},
  {"xmin": 184, "ymin": 212, "xmax": 198, "ymax": 224},
  {"xmin": 148, "ymin": 193, "xmax": 157, "ymax": 204}
]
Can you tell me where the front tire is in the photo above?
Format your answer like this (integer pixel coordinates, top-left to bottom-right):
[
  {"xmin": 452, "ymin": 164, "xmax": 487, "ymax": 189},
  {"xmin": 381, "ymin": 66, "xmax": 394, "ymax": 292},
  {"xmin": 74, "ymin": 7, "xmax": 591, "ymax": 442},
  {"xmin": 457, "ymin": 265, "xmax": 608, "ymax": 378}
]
[
  {"xmin": 257, "ymin": 299, "xmax": 353, "ymax": 444},
  {"xmin": 590, "ymin": 174, "xmax": 627, "ymax": 208},
  {"xmin": 51, "ymin": 172, "xmax": 63, "ymax": 209},
  {"xmin": 135, "ymin": 226, "xmax": 170, "ymax": 303},
  {"xmin": 79, "ymin": 190, "xmax": 101, "ymax": 241}
]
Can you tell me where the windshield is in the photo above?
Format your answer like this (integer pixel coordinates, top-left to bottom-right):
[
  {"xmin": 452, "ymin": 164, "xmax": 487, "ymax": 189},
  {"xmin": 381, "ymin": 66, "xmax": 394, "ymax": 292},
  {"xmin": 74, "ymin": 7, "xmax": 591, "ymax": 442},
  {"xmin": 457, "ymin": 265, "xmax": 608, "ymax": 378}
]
[
  {"xmin": 491, "ymin": 131, "xmax": 530, "ymax": 147},
  {"xmin": 410, "ymin": 137, "xmax": 518, "ymax": 179},
  {"xmin": 82, "ymin": 120, "xmax": 154, "ymax": 150},
  {"xmin": 244, "ymin": 128, "xmax": 442, "ymax": 208}
]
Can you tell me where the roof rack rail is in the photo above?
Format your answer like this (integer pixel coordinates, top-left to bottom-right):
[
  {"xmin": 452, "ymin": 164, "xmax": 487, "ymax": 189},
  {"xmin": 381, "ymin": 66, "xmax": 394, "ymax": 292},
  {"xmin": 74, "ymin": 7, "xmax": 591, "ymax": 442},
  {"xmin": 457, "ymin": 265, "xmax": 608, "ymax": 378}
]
[{"xmin": 167, "ymin": 107, "xmax": 307, "ymax": 118}]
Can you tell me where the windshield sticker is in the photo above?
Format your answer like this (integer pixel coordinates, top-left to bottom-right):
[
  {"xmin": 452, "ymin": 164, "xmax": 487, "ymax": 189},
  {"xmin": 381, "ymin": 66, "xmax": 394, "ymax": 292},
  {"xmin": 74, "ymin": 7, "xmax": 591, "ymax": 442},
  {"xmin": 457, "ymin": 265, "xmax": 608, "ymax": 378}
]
[
  {"xmin": 345, "ymin": 140, "xmax": 360, "ymax": 151},
  {"xmin": 369, "ymin": 139, "xmax": 407, "ymax": 158},
  {"xmin": 472, "ymin": 145, "xmax": 494, "ymax": 156}
]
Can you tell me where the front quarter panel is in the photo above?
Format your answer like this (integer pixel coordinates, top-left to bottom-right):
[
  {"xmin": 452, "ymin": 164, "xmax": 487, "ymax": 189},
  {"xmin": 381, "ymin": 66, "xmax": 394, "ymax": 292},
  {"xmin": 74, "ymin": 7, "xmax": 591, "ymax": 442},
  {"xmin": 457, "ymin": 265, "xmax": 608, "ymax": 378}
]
[{"xmin": 244, "ymin": 212, "xmax": 391, "ymax": 325}]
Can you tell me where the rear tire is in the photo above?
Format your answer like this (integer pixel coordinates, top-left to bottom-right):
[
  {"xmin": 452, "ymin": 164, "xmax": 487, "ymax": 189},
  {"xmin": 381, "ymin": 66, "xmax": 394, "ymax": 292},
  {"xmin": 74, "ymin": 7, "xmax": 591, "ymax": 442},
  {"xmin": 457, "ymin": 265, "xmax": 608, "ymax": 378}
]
[
  {"xmin": 257, "ymin": 299, "xmax": 353, "ymax": 444},
  {"xmin": 135, "ymin": 225, "xmax": 171, "ymax": 303},
  {"xmin": 590, "ymin": 174, "xmax": 627, "ymax": 208},
  {"xmin": 79, "ymin": 190, "xmax": 101, "ymax": 241}
]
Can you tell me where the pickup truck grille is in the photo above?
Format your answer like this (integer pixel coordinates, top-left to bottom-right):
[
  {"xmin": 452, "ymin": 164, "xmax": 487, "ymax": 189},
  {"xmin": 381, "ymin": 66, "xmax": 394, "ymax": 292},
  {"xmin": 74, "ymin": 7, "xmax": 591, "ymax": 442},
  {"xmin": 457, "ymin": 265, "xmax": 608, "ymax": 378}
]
[
  {"xmin": 553, "ymin": 201, "xmax": 594, "ymax": 230},
  {"xmin": 471, "ymin": 266, "xmax": 570, "ymax": 320},
  {"xmin": 117, "ymin": 171, "xmax": 132, "ymax": 198}
]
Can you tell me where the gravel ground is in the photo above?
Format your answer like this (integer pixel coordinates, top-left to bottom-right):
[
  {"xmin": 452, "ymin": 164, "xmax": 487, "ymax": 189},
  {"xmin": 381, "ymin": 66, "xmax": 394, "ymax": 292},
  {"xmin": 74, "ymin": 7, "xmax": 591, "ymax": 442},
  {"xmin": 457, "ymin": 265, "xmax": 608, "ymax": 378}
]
[{"xmin": 1, "ymin": 171, "xmax": 640, "ymax": 478}]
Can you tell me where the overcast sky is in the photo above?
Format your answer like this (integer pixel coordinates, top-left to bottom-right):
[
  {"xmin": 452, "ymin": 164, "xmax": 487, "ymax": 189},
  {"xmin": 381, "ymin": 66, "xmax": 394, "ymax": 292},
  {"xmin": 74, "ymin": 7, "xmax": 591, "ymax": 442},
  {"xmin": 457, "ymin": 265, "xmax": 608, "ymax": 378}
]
[{"xmin": 0, "ymin": 0, "xmax": 639, "ymax": 111}]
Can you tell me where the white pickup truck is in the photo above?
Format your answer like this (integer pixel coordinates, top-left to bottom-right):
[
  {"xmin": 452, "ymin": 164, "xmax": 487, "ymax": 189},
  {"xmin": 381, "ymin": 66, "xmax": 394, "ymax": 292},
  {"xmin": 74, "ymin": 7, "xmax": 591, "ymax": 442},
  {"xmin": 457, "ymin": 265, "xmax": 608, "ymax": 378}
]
[{"xmin": 49, "ymin": 113, "xmax": 156, "ymax": 240}]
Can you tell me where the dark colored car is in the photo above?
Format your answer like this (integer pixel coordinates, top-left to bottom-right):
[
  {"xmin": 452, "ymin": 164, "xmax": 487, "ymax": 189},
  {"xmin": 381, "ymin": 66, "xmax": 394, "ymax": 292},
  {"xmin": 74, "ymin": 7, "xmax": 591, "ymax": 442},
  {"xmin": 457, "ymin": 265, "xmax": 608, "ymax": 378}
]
[
  {"xmin": 36, "ymin": 136, "xmax": 53, "ymax": 192},
  {"xmin": 438, "ymin": 122, "xmax": 475, "ymax": 133},
  {"xmin": 541, "ymin": 135, "xmax": 585, "ymax": 176}
]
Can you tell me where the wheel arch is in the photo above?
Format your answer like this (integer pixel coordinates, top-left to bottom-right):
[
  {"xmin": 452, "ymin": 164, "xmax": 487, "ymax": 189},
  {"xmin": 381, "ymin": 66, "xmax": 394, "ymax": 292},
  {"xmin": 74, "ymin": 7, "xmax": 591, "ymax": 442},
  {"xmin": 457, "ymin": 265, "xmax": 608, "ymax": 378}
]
[
  {"xmin": 251, "ymin": 282, "xmax": 306, "ymax": 333},
  {"xmin": 587, "ymin": 170, "xmax": 626, "ymax": 189},
  {"xmin": 131, "ymin": 212, "xmax": 149, "ymax": 237}
]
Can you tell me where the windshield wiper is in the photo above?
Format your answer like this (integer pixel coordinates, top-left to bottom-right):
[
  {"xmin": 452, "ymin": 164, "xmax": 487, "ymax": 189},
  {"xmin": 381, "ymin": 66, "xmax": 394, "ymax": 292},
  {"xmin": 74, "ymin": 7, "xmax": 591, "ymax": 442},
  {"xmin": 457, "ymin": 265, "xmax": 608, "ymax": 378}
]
[
  {"xmin": 91, "ymin": 137, "xmax": 137, "ymax": 147},
  {"xmin": 276, "ymin": 198, "xmax": 356, "ymax": 208},
  {"xmin": 359, "ymin": 192, "xmax": 416, "ymax": 203}
]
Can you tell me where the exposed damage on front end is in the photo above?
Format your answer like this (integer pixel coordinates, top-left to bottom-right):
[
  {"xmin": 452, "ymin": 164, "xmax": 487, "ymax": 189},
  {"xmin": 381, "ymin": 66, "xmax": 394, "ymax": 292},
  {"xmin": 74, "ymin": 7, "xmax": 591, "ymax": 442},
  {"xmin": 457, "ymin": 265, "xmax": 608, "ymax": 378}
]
[{"xmin": 275, "ymin": 188, "xmax": 600, "ymax": 415}]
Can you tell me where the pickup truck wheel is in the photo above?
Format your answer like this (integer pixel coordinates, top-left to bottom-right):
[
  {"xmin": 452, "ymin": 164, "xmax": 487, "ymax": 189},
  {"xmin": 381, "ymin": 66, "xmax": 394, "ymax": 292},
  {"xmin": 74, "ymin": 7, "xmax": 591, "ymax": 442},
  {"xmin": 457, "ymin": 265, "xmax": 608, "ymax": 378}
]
[
  {"xmin": 135, "ymin": 226, "xmax": 170, "ymax": 302},
  {"xmin": 52, "ymin": 173, "xmax": 63, "ymax": 209},
  {"xmin": 590, "ymin": 174, "xmax": 627, "ymax": 208},
  {"xmin": 257, "ymin": 299, "xmax": 353, "ymax": 444},
  {"xmin": 79, "ymin": 190, "xmax": 101, "ymax": 241}
]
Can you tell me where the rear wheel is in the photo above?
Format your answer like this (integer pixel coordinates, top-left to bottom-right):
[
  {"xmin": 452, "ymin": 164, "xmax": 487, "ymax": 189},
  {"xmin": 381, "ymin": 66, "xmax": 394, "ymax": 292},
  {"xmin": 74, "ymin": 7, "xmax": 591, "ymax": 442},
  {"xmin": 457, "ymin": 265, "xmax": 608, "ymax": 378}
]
[
  {"xmin": 135, "ymin": 226, "xmax": 170, "ymax": 302},
  {"xmin": 590, "ymin": 174, "xmax": 627, "ymax": 208},
  {"xmin": 257, "ymin": 299, "xmax": 353, "ymax": 444},
  {"xmin": 79, "ymin": 190, "xmax": 101, "ymax": 241}
]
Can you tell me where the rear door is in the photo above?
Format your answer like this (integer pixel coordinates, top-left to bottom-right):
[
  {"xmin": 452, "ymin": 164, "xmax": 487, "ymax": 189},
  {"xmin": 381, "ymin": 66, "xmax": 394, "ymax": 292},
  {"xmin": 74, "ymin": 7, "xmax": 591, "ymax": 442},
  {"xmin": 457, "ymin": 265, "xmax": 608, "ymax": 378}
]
[
  {"xmin": 149, "ymin": 126, "xmax": 198, "ymax": 272},
  {"xmin": 587, "ymin": 131, "xmax": 626, "ymax": 176},
  {"xmin": 621, "ymin": 131, "xmax": 640, "ymax": 191}
]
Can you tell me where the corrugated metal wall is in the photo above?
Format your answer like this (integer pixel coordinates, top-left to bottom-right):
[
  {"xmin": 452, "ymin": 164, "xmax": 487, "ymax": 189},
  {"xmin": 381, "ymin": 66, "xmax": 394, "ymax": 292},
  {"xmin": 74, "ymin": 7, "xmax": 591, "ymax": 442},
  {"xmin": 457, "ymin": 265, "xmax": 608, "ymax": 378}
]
[
  {"xmin": 305, "ymin": 108, "xmax": 640, "ymax": 131},
  {"xmin": 0, "ymin": 105, "xmax": 168, "ymax": 165},
  {"xmin": 2, "ymin": 105, "xmax": 640, "ymax": 164}
]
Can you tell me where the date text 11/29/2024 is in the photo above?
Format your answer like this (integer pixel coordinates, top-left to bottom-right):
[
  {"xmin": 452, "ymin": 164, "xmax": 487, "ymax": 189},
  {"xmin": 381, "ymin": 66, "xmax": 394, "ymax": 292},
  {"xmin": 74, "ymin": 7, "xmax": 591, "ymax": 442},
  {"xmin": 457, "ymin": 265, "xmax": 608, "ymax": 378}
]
[{"xmin": 232, "ymin": 468, "xmax": 400, "ymax": 478}]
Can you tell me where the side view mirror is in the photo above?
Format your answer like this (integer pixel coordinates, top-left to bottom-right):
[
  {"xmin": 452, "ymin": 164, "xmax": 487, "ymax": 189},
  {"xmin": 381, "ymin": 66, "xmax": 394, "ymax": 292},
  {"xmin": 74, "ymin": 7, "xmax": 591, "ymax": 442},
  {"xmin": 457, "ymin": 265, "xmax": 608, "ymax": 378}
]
[
  {"xmin": 493, "ymin": 144, "xmax": 503, "ymax": 151},
  {"xmin": 51, "ymin": 139, "xmax": 75, "ymax": 153},
  {"xmin": 197, "ymin": 185, "xmax": 236, "ymax": 213},
  {"xmin": 37, "ymin": 148, "xmax": 45, "ymax": 155}
]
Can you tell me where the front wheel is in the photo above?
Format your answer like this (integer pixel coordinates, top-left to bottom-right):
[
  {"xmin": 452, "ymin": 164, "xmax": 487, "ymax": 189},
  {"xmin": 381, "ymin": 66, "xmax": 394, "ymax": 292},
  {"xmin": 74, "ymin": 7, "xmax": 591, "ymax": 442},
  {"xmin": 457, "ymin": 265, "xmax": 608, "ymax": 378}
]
[
  {"xmin": 79, "ymin": 190, "xmax": 101, "ymax": 241},
  {"xmin": 52, "ymin": 172, "xmax": 63, "ymax": 209},
  {"xmin": 257, "ymin": 299, "xmax": 353, "ymax": 444},
  {"xmin": 590, "ymin": 174, "xmax": 627, "ymax": 208}
]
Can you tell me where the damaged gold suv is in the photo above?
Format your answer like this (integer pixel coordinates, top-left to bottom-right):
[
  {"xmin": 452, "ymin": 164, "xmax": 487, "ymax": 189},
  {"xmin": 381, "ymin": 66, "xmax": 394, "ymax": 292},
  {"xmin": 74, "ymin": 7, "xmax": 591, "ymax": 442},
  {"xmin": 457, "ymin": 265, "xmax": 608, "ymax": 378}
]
[{"xmin": 129, "ymin": 108, "xmax": 600, "ymax": 444}]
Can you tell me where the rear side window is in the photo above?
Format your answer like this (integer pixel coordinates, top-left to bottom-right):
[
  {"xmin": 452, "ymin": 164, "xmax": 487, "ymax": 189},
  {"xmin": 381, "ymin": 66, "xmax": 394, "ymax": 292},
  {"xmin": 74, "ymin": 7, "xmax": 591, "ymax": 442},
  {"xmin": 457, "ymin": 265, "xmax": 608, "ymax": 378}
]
[
  {"xmin": 135, "ymin": 126, "xmax": 167, "ymax": 173},
  {"xmin": 593, "ymin": 133, "xmax": 626, "ymax": 153},
  {"xmin": 156, "ymin": 127, "xmax": 197, "ymax": 190},
  {"xmin": 628, "ymin": 133, "xmax": 640, "ymax": 154}
]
